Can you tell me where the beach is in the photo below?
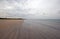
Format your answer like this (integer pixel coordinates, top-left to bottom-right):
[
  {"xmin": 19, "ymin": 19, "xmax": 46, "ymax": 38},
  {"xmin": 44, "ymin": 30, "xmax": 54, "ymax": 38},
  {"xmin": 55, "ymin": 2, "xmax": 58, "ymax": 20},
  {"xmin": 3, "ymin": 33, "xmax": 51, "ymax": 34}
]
[{"xmin": 0, "ymin": 19, "xmax": 60, "ymax": 39}]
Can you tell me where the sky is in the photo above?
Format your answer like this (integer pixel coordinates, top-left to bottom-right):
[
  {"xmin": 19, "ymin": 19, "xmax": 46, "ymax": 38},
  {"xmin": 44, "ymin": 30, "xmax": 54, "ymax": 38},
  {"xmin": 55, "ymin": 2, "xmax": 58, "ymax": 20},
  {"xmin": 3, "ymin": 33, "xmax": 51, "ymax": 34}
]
[{"xmin": 0, "ymin": 0, "xmax": 60, "ymax": 19}]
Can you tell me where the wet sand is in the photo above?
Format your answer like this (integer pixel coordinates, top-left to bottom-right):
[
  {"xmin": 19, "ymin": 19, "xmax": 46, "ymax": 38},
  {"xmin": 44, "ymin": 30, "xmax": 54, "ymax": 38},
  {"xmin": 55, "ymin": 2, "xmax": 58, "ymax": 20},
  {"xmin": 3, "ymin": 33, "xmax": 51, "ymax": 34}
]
[{"xmin": 0, "ymin": 20, "xmax": 60, "ymax": 39}]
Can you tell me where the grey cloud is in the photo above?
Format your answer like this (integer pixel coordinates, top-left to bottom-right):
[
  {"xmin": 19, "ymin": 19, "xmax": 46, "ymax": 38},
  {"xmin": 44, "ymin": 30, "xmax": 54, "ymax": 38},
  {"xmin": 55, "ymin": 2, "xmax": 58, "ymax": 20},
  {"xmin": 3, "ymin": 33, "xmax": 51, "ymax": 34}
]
[{"xmin": 0, "ymin": 0, "xmax": 60, "ymax": 19}]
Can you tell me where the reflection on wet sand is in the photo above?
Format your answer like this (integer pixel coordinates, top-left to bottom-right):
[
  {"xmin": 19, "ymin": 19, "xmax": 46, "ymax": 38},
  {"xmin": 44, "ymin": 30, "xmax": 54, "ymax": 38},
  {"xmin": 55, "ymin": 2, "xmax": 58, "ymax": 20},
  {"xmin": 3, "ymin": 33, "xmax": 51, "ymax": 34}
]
[{"xmin": 0, "ymin": 19, "xmax": 60, "ymax": 39}]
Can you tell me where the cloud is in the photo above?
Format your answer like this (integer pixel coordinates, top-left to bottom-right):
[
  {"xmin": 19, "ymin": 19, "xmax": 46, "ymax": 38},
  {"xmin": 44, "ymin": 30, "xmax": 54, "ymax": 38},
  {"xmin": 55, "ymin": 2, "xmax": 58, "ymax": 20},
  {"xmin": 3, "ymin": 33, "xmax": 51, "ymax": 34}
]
[{"xmin": 0, "ymin": 0, "xmax": 60, "ymax": 19}]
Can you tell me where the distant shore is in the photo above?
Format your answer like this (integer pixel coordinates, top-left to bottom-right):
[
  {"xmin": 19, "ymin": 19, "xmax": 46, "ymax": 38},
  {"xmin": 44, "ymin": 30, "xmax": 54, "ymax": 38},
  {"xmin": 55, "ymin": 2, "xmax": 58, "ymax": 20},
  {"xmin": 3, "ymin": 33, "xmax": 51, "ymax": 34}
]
[{"xmin": 0, "ymin": 18, "xmax": 24, "ymax": 20}]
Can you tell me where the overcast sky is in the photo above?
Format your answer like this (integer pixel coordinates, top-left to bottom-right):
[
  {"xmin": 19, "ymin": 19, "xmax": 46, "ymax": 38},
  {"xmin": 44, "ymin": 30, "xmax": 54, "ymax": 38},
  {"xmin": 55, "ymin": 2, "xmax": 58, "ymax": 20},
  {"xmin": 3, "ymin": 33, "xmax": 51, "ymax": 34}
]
[{"xmin": 0, "ymin": 0, "xmax": 60, "ymax": 19}]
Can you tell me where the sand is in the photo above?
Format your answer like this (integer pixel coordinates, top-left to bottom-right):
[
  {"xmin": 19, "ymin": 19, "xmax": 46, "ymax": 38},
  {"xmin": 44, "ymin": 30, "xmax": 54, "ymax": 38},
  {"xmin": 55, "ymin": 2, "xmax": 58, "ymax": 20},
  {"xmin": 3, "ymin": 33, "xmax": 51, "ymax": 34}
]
[{"xmin": 0, "ymin": 20, "xmax": 60, "ymax": 39}]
